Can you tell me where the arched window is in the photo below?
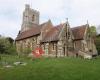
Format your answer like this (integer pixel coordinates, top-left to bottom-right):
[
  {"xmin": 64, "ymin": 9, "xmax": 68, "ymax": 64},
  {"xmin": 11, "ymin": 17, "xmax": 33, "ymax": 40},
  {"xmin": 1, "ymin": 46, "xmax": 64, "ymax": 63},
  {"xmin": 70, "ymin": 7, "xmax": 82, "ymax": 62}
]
[{"xmin": 32, "ymin": 15, "xmax": 35, "ymax": 21}]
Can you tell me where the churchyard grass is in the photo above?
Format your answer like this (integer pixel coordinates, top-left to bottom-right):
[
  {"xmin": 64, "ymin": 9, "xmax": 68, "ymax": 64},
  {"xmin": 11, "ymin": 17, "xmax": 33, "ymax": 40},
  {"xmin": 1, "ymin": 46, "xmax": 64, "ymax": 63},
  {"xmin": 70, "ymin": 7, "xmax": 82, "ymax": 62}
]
[{"xmin": 0, "ymin": 54, "xmax": 100, "ymax": 80}]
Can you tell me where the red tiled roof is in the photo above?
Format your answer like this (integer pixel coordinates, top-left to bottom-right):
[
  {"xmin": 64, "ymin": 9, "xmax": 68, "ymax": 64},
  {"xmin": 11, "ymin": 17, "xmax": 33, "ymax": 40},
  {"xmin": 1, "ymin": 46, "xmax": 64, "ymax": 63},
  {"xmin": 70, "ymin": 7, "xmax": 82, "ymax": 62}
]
[
  {"xmin": 71, "ymin": 24, "xmax": 87, "ymax": 40},
  {"xmin": 15, "ymin": 22, "xmax": 48, "ymax": 41},
  {"xmin": 16, "ymin": 21, "xmax": 87, "ymax": 42},
  {"xmin": 40, "ymin": 22, "xmax": 48, "ymax": 27},
  {"xmin": 16, "ymin": 26, "xmax": 41, "ymax": 41},
  {"xmin": 41, "ymin": 24, "xmax": 64, "ymax": 42}
]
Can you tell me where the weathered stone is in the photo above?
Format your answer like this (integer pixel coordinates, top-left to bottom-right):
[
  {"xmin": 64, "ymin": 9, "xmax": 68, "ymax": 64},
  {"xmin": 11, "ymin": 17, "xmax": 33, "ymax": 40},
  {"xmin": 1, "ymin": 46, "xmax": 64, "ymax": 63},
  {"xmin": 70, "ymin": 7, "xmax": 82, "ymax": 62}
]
[{"xmin": 15, "ymin": 4, "xmax": 98, "ymax": 58}]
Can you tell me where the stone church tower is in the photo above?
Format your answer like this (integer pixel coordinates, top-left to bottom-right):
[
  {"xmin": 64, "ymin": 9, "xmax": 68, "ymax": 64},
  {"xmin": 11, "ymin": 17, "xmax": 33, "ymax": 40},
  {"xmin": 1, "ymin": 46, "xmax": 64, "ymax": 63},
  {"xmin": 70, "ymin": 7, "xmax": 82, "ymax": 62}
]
[
  {"xmin": 16, "ymin": 4, "xmax": 98, "ymax": 58},
  {"xmin": 21, "ymin": 4, "xmax": 39, "ymax": 32}
]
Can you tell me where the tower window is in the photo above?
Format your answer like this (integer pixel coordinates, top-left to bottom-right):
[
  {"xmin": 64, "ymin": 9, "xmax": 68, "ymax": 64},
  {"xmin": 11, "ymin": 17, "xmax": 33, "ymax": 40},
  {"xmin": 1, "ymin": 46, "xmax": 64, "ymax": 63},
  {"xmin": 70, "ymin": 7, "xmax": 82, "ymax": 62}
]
[
  {"xmin": 25, "ymin": 15, "xmax": 28, "ymax": 17},
  {"xmin": 32, "ymin": 15, "xmax": 35, "ymax": 21}
]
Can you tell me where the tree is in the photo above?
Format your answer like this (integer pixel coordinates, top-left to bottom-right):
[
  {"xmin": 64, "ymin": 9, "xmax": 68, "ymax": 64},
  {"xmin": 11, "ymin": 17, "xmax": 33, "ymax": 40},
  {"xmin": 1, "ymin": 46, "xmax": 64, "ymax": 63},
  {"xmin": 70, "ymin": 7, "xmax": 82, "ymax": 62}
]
[
  {"xmin": 0, "ymin": 38, "xmax": 6, "ymax": 54},
  {"xmin": 0, "ymin": 37, "xmax": 17, "ymax": 55},
  {"xmin": 89, "ymin": 26, "xmax": 100, "ymax": 55},
  {"xmin": 89, "ymin": 26, "xmax": 97, "ymax": 43},
  {"xmin": 6, "ymin": 37, "xmax": 14, "ymax": 44},
  {"xmin": 97, "ymin": 25, "xmax": 100, "ymax": 34},
  {"xmin": 95, "ymin": 35, "xmax": 100, "ymax": 55},
  {"xmin": 90, "ymin": 26, "xmax": 97, "ymax": 37}
]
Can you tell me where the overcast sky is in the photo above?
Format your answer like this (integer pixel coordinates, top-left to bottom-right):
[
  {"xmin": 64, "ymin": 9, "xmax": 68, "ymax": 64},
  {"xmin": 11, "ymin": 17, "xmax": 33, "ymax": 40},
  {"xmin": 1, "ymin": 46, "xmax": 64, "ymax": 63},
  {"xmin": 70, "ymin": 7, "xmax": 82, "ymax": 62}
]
[{"xmin": 0, "ymin": 0, "xmax": 100, "ymax": 39}]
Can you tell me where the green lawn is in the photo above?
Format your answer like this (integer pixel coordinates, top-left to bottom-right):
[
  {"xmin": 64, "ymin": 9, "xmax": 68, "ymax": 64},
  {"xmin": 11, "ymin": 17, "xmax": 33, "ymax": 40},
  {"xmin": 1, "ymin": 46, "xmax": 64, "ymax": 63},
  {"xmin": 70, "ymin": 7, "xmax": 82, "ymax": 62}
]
[{"xmin": 0, "ymin": 55, "xmax": 100, "ymax": 80}]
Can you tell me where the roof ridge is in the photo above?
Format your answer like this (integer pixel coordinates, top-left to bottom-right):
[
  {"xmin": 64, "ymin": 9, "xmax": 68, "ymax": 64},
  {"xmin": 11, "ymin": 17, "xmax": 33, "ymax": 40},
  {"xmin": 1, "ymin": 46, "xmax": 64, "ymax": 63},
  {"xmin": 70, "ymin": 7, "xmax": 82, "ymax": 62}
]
[{"xmin": 71, "ymin": 24, "xmax": 87, "ymax": 29}]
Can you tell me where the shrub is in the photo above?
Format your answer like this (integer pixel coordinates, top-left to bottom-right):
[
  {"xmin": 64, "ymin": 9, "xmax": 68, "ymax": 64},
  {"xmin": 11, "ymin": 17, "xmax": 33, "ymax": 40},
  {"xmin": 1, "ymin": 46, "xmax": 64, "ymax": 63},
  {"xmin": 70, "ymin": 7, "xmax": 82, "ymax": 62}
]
[
  {"xmin": 0, "ymin": 37, "xmax": 17, "ymax": 55},
  {"xmin": 95, "ymin": 35, "xmax": 100, "ymax": 55}
]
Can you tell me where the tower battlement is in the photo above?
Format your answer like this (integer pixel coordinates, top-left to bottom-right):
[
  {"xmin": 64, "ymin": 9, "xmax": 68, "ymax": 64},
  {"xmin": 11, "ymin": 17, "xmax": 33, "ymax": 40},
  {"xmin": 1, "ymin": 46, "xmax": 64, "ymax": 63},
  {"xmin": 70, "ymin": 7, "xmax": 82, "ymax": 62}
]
[{"xmin": 21, "ymin": 4, "xmax": 39, "ymax": 32}]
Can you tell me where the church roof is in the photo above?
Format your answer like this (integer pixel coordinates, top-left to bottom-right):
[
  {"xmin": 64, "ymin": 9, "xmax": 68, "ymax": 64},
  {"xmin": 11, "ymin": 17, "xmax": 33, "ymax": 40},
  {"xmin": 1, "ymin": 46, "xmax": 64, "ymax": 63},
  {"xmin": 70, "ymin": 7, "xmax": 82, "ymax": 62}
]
[
  {"xmin": 41, "ymin": 24, "xmax": 87, "ymax": 42},
  {"xmin": 16, "ymin": 26, "xmax": 41, "ymax": 41},
  {"xmin": 15, "ymin": 21, "xmax": 49, "ymax": 41},
  {"xmin": 41, "ymin": 24, "xmax": 63, "ymax": 42},
  {"xmin": 15, "ymin": 22, "xmax": 88, "ymax": 42},
  {"xmin": 71, "ymin": 24, "xmax": 87, "ymax": 40}
]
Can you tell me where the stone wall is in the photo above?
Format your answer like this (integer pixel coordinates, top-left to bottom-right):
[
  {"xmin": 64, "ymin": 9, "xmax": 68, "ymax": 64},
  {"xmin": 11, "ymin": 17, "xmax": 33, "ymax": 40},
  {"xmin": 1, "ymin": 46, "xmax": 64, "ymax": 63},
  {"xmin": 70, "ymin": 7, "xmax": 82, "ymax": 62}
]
[{"xmin": 16, "ymin": 34, "xmax": 41, "ymax": 54}]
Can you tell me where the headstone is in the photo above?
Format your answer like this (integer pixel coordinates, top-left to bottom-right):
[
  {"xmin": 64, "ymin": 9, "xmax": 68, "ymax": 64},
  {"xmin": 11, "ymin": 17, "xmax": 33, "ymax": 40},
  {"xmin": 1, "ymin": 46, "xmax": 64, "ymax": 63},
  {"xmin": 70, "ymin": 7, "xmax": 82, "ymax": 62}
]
[{"xmin": 4, "ymin": 65, "xmax": 13, "ymax": 68}]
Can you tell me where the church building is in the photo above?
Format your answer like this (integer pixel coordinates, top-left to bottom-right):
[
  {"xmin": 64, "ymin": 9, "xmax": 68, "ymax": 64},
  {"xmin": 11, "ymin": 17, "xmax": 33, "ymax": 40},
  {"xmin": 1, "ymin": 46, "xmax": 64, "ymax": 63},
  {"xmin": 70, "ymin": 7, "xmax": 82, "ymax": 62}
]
[{"xmin": 15, "ymin": 4, "xmax": 98, "ymax": 58}]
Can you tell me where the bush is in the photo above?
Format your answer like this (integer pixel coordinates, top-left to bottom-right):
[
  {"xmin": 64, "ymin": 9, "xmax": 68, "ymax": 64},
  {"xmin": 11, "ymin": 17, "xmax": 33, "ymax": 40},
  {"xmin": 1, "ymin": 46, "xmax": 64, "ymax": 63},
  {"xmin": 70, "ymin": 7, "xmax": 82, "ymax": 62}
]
[
  {"xmin": 0, "ymin": 37, "xmax": 8, "ymax": 54},
  {"xmin": 0, "ymin": 37, "xmax": 17, "ymax": 55},
  {"xmin": 95, "ymin": 35, "xmax": 100, "ymax": 55}
]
